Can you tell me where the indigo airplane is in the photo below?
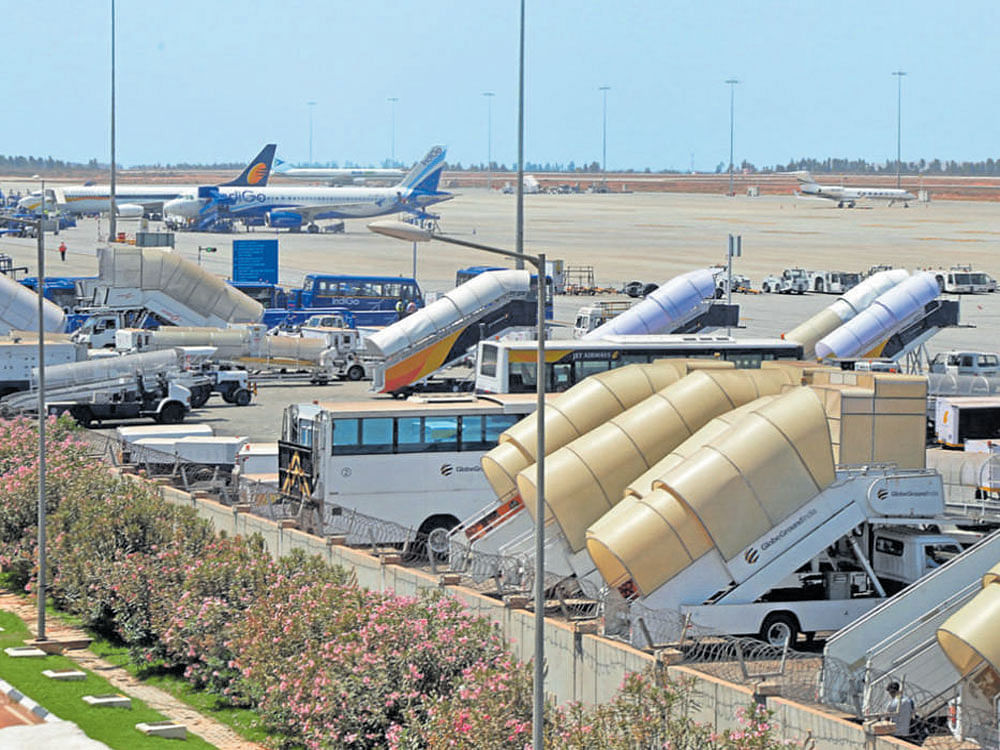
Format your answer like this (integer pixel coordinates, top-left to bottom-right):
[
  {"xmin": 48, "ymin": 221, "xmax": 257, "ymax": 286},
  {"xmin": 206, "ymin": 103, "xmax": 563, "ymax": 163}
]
[
  {"xmin": 18, "ymin": 145, "xmax": 276, "ymax": 218},
  {"xmin": 794, "ymin": 171, "xmax": 916, "ymax": 208},
  {"xmin": 164, "ymin": 146, "xmax": 452, "ymax": 232}
]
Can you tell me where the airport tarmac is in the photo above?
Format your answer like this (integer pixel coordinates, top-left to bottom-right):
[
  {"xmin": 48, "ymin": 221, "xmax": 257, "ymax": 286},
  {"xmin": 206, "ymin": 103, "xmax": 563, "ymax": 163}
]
[{"xmin": 2, "ymin": 188, "xmax": 999, "ymax": 440}]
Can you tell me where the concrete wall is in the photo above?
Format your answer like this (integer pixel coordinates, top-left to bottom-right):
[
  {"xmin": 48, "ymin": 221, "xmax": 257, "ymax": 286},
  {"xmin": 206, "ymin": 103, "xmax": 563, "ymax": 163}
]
[{"xmin": 160, "ymin": 486, "xmax": 919, "ymax": 748}]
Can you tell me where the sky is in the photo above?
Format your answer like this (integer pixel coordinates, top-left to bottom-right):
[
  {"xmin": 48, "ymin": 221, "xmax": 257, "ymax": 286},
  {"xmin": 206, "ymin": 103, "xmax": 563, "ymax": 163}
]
[{"xmin": 4, "ymin": 1, "xmax": 1000, "ymax": 171}]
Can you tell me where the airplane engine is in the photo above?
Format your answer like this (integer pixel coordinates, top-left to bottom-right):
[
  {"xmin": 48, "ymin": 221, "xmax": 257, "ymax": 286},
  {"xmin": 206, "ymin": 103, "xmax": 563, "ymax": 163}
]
[
  {"xmin": 163, "ymin": 197, "xmax": 206, "ymax": 218},
  {"xmin": 116, "ymin": 203, "xmax": 144, "ymax": 219},
  {"xmin": 266, "ymin": 211, "xmax": 304, "ymax": 229}
]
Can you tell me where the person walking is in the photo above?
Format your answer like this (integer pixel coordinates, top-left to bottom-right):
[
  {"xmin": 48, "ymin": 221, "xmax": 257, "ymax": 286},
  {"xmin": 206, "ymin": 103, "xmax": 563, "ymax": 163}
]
[{"xmin": 58, "ymin": 241, "xmax": 67, "ymax": 261}]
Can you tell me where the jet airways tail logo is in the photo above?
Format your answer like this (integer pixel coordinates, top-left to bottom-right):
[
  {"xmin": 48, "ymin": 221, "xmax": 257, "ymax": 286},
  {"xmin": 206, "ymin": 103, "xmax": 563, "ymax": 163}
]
[{"xmin": 247, "ymin": 163, "xmax": 268, "ymax": 184}]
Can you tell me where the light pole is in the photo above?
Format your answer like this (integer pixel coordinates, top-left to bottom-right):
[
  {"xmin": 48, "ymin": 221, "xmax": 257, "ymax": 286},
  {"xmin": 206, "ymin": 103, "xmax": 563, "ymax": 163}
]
[
  {"xmin": 483, "ymin": 92, "xmax": 495, "ymax": 190},
  {"xmin": 29, "ymin": 177, "xmax": 47, "ymax": 642},
  {"xmin": 307, "ymin": 101, "xmax": 317, "ymax": 165},
  {"xmin": 515, "ymin": 0, "xmax": 525, "ymax": 271},
  {"xmin": 109, "ymin": 0, "xmax": 117, "ymax": 242},
  {"xmin": 599, "ymin": 85, "xmax": 610, "ymax": 180},
  {"xmin": 387, "ymin": 97, "xmax": 399, "ymax": 165},
  {"xmin": 893, "ymin": 70, "xmax": 907, "ymax": 189},
  {"xmin": 725, "ymin": 78, "xmax": 739, "ymax": 197},
  {"xmin": 367, "ymin": 219, "xmax": 545, "ymax": 747}
]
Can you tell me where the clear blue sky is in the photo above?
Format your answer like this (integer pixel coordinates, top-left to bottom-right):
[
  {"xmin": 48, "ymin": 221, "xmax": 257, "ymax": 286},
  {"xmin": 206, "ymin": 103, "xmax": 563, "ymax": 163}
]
[{"xmin": 4, "ymin": 1, "xmax": 998, "ymax": 171}]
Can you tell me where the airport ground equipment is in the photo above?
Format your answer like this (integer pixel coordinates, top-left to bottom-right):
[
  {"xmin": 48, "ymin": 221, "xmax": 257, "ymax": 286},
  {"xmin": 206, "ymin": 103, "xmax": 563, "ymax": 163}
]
[
  {"xmin": 0, "ymin": 348, "xmax": 198, "ymax": 427},
  {"xmin": 462, "ymin": 366, "xmax": 955, "ymax": 646},
  {"xmin": 927, "ymin": 264, "xmax": 997, "ymax": 294},
  {"xmin": 760, "ymin": 268, "xmax": 809, "ymax": 294},
  {"xmin": 0, "ymin": 335, "xmax": 86, "ymax": 397},
  {"xmin": 0, "ymin": 272, "xmax": 66, "ymax": 335},
  {"xmin": 365, "ymin": 270, "xmax": 537, "ymax": 395},
  {"xmin": 277, "ymin": 394, "xmax": 540, "ymax": 555},
  {"xmin": 934, "ymin": 396, "xmax": 1000, "ymax": 449},
  {"xmin": 819, "ymin": 533, "xmax": 1000, "ymax": 748},
  {"xmin": 572, "ymin": 301, "xmax": 633, "ymax": 338},
  {"xmin": 75, "ymin": 245, "xmax": 263, "ymax": 337},
  {"xmin": 583, "ymin": 269, "xmax": 724, "ymax": 339},
  {"xmin": 807, "ymin": 270, "xmax": 862, "ymax": 294},
  {"xmin": 930, "ymin": 350, "xmax": 1000, "ymax": 378},
  {"xmin": 815, "ymin": 272, "xmax": 946, "ymax": 360}
]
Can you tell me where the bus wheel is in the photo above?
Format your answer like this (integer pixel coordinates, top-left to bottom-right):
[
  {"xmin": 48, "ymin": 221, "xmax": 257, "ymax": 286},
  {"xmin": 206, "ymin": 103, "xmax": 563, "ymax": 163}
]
[
  {"xmin": 414, "ymin": 515, "xmax": 459, "ymax": 563},
  {"xmin": 759, "ymin": 612, "xmax": 799, "ymax": 648}
]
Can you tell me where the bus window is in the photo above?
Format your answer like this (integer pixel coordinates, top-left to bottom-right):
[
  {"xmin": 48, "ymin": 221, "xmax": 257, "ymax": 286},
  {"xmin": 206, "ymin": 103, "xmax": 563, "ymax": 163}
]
[
  {"xmin": 424, "ymin": 416, "xmax": 458, "ymax": 451},
  {"xmin": 727, "ymin": 352, "xmax": 763, "ymax": 369},
  {"xmin": 360, "ymin": 418, "xmax": 393, "ymax": 454},
  {"xmin": 619, "ymin": 353, "xmax": 652, "ymax": 365},
  {"xmin": 299, "ymin": 422, "xmax": 314, "ymax": 448},
  {"xmin": 574, "ymin": 360, "xmax": 610, "ymax": 383},
  {"xmin": 485, "ymin": 415, "xmax": 519, "ymax": 442},
  {"xmin": 508, "ymin": 363, "xmax": 536, "ymax": 392},
  {"xmin": 460, "ymin": 415, "xmax": 487, "ymax": 450},
  {"xmin": 332, "ymin": 419, "xmax": 360, "ymax": 454},
  {"xmin": 549, "ymin": 363, "xmax": 573, "ymax": 392},
  {"xmin": 397, "ymin": 417, "xmax": 425, "ymax": 452},
  {"xmin": 383, "ymin": 282, "xmax": 401, "ymax": 298}
]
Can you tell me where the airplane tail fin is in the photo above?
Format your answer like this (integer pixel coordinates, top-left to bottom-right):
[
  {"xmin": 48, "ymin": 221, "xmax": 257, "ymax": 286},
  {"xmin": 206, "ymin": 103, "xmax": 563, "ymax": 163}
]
[
  {"xmin": 220, "ymin": 144, "xmax": 277, "ymax": 187},
  {"xmin": 399, "ymin": 146, "xmax": 446, "ymax": 193},
  {"xmin": 793, "ymin": 170, "xmax": 817, "ymax": 185}
]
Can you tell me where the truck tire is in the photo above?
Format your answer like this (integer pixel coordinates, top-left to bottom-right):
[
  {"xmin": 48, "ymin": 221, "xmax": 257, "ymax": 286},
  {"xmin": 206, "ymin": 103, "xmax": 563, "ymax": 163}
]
[
  {"xmin": 759, "ymin": 612, "xmax": 799, "ymax": 648},
  {"xmin": 190, "ymin": 385, "xmax": 211, "ymax": 409},
  {"xmin": 156, "ymin": 402, "xmax": 186, "ymax": 424},
  {"xmin": 762, "ymin": 282, "xmax": 771, "ymax": 293},
  {"xmin": 346, "ymin": 365, "xmax": 365, "ymax": 382},
  {"xmin": 233, "ymin": 388, "xmax": 252, "ymax": 406}
]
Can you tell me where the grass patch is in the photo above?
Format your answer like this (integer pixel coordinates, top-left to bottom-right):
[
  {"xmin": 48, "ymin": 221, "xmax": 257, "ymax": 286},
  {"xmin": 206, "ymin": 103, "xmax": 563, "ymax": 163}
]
[
  {"xmin": 0, "ymin": 611, "xmax": 215, "ymax": 749},
  {"xmin": 87, "ymin": 635, "xmax": 270, "ymax": 744}
]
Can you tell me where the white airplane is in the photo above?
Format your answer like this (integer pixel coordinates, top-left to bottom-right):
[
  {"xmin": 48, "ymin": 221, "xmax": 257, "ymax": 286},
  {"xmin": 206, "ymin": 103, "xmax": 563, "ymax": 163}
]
[
  {"xmin": 276, "ymin": 159, "xmax": 405, "ymax": 186},
  {"xmin": 17, "ymin": 145, "xmax": 276, "ymax": 218},
  {"xmin": 794, "ymin": 171, "xmax": 916, "ymax": 208},
  {"xmin": 164, "ymin": 146, "xmax": 452, "ymax": 232},
  {"xmin": 500, "ymin": 175, "xmax": 540, "ymax": 194}
]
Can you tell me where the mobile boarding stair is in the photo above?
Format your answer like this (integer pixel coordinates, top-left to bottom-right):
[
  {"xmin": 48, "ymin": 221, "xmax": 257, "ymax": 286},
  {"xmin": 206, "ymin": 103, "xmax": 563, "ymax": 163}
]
[
  {"xmin": 820, "ymin": 528, "xmax": 1000, "ymax": 748},
  {"xmin": 365, "ymin": 270, "xmax": 536, "ymax": 395},
  {"xmin": 584, "ymin": 268, "xmax": 737, "ymax": 339}
]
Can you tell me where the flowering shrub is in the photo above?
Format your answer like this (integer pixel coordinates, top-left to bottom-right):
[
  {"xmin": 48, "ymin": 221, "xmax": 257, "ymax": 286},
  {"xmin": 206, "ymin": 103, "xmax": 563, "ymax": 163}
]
[{"xmin": 0, "ymin": 417, "xmax": 804, "ymax": 749}]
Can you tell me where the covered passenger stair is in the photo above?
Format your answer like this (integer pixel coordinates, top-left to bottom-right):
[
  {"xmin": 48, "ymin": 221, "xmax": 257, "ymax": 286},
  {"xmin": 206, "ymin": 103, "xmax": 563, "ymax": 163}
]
[{"xmin": 365, "ymin": 269, "xmax": 536, "ymax": 394}]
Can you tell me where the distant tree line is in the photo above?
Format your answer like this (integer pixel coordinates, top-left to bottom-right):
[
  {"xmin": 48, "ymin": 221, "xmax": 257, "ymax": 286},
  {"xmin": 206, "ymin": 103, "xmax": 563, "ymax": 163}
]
[{"xmin": 10, "ymin": 152, "xmax": 1000, "ymax": 177}]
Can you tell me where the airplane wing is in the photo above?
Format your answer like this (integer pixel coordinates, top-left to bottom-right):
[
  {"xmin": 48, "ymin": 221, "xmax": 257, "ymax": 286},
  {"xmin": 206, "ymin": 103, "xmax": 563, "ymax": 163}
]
[{"xmin": 275, "ymin": 203, "xmax": 360, "ymax": 222}]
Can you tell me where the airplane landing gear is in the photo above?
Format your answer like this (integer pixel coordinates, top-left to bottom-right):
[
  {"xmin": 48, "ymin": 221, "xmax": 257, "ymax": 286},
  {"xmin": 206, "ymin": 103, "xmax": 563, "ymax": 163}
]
[{"xmin": 307, "ymin": 223, "xmax": 320, "ymax": 233}]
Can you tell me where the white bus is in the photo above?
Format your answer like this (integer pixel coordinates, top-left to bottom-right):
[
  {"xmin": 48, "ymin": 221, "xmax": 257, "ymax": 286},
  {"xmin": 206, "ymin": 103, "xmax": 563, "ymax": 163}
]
[
  {"xmin": 278, "ymin": 394, "xmax": 539, "ymax": 554},
  {"xmin": 474, "ymin": 335, "xmax": 804, "ymax": 394}
]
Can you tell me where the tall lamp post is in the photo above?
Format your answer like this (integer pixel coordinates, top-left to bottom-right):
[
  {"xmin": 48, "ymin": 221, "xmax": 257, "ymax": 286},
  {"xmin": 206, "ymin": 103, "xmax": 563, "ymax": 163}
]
[
  {"xmin": 725, "ymin": 78, "xmax": 739, "ymax": 197},
  {"xmin": 599, "ymin": 85, "xmax": 610, "ymax": 181},
  {"xmin": 307, "ymin": 101, "xmax": 317, "ymax": 164},
  {"xmin": 483, "ymin": 91, "xmax": 495, "ymax": 190},
  {"xmin": 387, "ymin": 97, "xmax": 399, "ymax": 165},
  {"xmin": 368, "ymin": 219, "xmax": 546, "ymax": 746},
  {"xmin": 28, "ymin": 177, "xmax": 47, "ymax": 642},
  {"xmin": 892, "ymin": 70, "xmax": 907, "ymax": 189},
  {"xmin": 109, "ymin": 0, "xmax": 117, "ymax": 242}
]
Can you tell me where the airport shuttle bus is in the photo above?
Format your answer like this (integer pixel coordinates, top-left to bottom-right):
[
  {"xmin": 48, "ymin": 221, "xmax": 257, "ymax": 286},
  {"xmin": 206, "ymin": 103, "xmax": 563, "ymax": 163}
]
[
  {"xmin": 291, "ymin": 274, "xmax": 424, "ymax": 312},
  {"xmin": 475, "ymin": 335, "xmax": 804, "ymax": 393},
  {"xmin": 278, "ymin": 394, "xmax": 539, "ymax": 552}
]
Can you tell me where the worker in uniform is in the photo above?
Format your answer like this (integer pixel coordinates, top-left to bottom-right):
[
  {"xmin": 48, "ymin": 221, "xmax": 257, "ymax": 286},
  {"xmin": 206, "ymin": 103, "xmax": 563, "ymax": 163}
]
[
  {"xmin": 885, "ymin": 680, "xmax": 915, "ymax": 738},
  {"xmin": 58, "ymin": 241, "xmax": 67, "ymax": 261},
  {"xmin": 395, "ymin": 300, "xmax": 405, "ymax": 320}
]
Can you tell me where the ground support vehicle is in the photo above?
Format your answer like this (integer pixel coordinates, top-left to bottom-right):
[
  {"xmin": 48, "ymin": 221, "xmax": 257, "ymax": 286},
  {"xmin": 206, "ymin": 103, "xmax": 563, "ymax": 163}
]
[
  {"xmin": 928, "ymin": 265, "xmax": 997, "ymax": 294},
  {"xmin": 808, "ymin": 270, "xmax": 862, "ymax": 294},
  {"xmin": 572, "ymin": 301, "xmax": 634, "ymax": 338},
  {"xmin": 760, "ymin": 268, "xmax": 809, "ymax": 294},
  {"xmin": 277, "ymin": 395, "xmax": 539, "ymax": 557},
  {"xmin": 929, "ymin": 351, "xmax": 1000, "ymax": 378},
  {"xmin": 0, "ymin": 337, "xmax": 86, "ymax": 397}
]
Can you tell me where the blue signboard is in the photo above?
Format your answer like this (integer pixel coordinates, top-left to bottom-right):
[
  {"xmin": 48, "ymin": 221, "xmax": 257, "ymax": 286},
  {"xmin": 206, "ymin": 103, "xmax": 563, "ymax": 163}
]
[{"xmin": 232, "ymin": 239, "xmax": 279, "ymax": 284}]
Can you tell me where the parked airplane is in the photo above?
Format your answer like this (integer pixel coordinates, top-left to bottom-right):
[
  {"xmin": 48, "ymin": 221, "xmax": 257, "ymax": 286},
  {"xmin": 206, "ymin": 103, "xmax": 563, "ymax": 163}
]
[
  {"xmin": 794, "ymin": 171, "xmax": 916, "ymax": 208},
  {"xmin": 164, "ymin": 146, "xmax": 452, "ymax": 232},
  {"xmin": 17, "ymin": 145, "xmax": 276, "ymax": 218},
  {"xmin": 500, "ymin": 174, "xmax": 540, "ymax": 194},
  {"xmin": 276, "ymin": 159, "xmax": 405, "ymax": 186}
]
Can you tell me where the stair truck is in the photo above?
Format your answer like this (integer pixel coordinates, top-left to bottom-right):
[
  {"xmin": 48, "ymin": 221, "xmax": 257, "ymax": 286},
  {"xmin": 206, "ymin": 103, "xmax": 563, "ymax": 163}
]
[
  {"xmin": 459, "ymin": 359, "xmax": 964, "ymax": 647},
  {"xmin": 0, "ymin": 348, "xmax": 200, "ymax": 427}
]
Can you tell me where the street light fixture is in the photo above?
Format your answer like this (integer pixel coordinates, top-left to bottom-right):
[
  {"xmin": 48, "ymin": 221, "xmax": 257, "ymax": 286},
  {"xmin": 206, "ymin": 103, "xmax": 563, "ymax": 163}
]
[
  {"xmin": 387, "ymin": 97, "xmax": 399, "ymax": 165},
  {"xmin": 483, "ymin": 92, "xmax": 495, "ymax": 191},
  {"xmin": 725, "ymin": 78, "xmax": 740, "ymax": 197},
  {"xmin": 892, "ymin": 71, "xmax": 907, "ymax": 189},
  {"xmin": 599, "ymin": 85, "xmax": 611, "ymax": 180},
  {"xmin": 367, "ymin": 219, "xmax": 546, "ymax": 746},
  {"xmin": 307, "ymin": 101, "xmax": 317, "ymax": 165},
  {"xmin": 109, "ymin": 0, "xmax": 117, "ymax": 243}
]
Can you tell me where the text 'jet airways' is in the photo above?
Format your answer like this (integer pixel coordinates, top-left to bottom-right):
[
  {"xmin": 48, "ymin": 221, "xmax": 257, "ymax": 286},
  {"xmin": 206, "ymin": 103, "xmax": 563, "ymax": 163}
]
[{"xmin": 794, "ymin": 171, "xmax": 916, "ymax": 208}]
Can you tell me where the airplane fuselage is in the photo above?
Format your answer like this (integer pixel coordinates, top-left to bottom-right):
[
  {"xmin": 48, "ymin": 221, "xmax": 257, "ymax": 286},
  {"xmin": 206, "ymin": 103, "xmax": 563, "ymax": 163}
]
[
  {"xmin": 19, "ymin": 185, "xmax": 197, "ymax": 214},
  {"xmin": 798, "ymin": 182, "xmax": 916, "ymax": 207}
]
